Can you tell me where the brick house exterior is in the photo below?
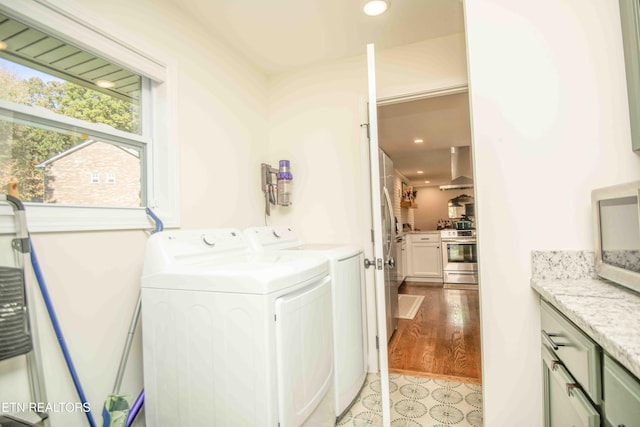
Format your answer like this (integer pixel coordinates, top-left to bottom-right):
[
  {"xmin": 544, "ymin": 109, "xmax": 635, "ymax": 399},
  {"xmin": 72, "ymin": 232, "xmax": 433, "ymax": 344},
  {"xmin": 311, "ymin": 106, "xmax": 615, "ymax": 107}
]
[{"xmin": 38, "ymin": 140, "xmax": 141, "ymax": 207}]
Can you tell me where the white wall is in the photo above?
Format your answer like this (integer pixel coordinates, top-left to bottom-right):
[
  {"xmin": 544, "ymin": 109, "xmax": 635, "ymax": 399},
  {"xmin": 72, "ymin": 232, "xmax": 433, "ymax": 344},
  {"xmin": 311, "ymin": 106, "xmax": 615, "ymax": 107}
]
[
  {"xmin": 464, "ymin": 0, "xmax": 640, "ymax": 425},
  {"xmin": 413, "ymin": 187, "xmax": 475, "ymax": 231},
  {"xmin": 48, "ymin": 0, "xmax": 271, "ymax": 229},
  {"xmin": 267, "ymin": 34, "xmax": 468, "ymax": 244},
  {"xmin": 0, "ymin": 1, "xmax": 270, "ymax": 426}
]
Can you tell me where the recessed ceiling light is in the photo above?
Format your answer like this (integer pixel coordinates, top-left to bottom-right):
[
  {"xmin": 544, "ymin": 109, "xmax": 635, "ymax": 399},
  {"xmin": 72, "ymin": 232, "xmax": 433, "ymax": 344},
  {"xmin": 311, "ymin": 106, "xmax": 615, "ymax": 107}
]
[
  {"xmin": 96, "ymin": 79, "xmax": 115, "ymax": 88},
  {"xmin": 363, "ymin": 0, "xmax": 389, "ymax": 16},
  {"xmin": 424, "ymin": 180, "xmax": 430, "ymax": 184},
  {"xmin": 0, "ymin": 41, "xmax": 7, "ymax": 50},
  {"xmin": 414, "ymin": 139, "xmax": 424, "ymax": 144},
  {"xmin": 417, "ymin": 170, "xmax": 424, "ymax": 174}
]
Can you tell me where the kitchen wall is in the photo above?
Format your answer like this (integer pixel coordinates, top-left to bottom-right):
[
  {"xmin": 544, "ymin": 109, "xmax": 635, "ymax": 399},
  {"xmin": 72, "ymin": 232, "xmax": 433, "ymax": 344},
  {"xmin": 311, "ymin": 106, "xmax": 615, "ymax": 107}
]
[
  {"xmin": 412, "ymin": 186, "xmax": 475, "ymax": 231},
  {"xmin": 465, "ymin": 0, "xmax": 640, "ymax": 425}
]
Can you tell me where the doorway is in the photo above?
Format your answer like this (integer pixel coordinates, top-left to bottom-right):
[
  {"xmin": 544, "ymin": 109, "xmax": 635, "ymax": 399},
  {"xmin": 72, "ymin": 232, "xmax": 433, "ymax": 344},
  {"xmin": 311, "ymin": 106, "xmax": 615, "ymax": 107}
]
[{"xmin": 377, "ymin": 89, "xmax": 482, "ymax": 384}]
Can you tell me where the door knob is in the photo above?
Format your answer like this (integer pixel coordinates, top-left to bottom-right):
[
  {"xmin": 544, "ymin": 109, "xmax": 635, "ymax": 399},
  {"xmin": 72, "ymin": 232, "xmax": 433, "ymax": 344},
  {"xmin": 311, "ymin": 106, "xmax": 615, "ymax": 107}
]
[
  {"xmin": 364, "ymin": 258, "xmax": 383, "ymax": 270},
  {"xmin": 386, "ymin": 257, "xmax": 395, "ymax": 268}
]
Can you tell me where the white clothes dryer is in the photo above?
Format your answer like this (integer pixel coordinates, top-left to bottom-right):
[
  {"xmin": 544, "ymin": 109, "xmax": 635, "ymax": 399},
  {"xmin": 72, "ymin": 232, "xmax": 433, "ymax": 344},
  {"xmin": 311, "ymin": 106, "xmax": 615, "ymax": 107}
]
[
  {"xmin": 243, "ymin": 226, "xmax": 367, "ymax": 420},
  {"xmin": 140, "ymin": 228, "xmax": 335, "ymax": 427}
]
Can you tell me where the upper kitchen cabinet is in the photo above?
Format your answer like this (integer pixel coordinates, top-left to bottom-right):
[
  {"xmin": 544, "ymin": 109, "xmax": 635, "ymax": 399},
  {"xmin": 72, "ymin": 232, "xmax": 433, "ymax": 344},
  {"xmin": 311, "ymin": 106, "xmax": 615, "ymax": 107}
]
[{"xmin": 619, "ymin": 0, "xmax": 640, "ymax": 151}]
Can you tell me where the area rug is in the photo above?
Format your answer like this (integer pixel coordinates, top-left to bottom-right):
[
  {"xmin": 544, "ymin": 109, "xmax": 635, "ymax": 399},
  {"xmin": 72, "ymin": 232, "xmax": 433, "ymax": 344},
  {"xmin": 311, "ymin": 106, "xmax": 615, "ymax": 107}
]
[{"xmin": 397, "ymin": 294, "xmax": 425, "ymax": 320}]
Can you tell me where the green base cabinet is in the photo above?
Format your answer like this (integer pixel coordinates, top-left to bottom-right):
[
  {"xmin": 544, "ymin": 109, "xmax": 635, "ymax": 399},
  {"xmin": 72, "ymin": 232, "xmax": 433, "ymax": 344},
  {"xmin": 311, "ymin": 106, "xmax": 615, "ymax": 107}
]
[
  {"xmin": 540, "ymin": 300, "xmax": 601, "ymax": 427},
  {"xmin": 542, "ymin": 345, "xmax": 600, "ymax": 427},
  {"xmin": 603, "ymin": 353, "xmax": 640, "ymax": 427}
]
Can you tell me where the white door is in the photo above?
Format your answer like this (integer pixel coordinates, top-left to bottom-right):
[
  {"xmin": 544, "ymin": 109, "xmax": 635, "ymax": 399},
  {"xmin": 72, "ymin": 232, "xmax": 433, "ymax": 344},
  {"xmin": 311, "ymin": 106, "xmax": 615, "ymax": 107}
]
[{"xmin": 365, "ymin": 43, "xmax": 391, "ymax": 427}]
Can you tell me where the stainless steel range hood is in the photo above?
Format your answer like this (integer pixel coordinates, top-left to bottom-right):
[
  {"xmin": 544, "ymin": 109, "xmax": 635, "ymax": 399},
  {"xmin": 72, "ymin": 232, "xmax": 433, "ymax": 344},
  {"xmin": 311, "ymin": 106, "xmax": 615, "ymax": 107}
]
[{"xmin": 439, "ymin": 146, "xmax": 474, "ymax": 191}]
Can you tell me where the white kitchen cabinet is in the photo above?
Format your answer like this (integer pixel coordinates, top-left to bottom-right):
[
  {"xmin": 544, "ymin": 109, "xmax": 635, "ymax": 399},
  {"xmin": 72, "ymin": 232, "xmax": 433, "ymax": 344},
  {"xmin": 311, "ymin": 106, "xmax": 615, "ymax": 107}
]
[{"xmin": 406, "ymin": 233, "xmax": 443, "ymax": 281}]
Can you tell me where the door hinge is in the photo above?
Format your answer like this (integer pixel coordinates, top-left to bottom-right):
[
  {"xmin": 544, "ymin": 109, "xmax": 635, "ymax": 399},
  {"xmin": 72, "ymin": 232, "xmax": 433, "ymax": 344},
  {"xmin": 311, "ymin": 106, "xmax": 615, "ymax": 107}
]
[{"xmin": 375, "ymin": 335, "xmax": 379, "ymax": 350}]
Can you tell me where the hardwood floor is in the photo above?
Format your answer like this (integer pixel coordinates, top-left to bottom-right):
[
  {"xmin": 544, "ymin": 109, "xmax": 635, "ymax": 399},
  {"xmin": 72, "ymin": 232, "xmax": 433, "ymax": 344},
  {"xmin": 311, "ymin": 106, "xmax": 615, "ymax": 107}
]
[{"xmin": 388, "ymin": 281, "xmax": 482, "ymax": 384}]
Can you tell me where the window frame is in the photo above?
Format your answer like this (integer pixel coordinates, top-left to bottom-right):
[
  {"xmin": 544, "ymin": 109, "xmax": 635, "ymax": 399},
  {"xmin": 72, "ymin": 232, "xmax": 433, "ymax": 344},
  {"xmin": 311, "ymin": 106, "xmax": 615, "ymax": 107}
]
[{"xmin": 0, "ymin": 0, "xmax": 179, "ymax": 233}]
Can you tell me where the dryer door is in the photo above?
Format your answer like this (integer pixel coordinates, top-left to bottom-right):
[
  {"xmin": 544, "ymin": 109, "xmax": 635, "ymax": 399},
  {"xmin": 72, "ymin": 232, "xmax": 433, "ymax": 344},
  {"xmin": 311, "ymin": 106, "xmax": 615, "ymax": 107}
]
[{"xmin": 275, "ymin": 275, "xmax": 333, "ymax": 426}]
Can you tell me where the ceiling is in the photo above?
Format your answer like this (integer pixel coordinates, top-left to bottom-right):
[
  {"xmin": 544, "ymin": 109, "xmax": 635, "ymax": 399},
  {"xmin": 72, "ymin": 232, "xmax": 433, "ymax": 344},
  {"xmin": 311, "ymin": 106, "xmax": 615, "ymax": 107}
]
[
  {"xmin": 167, "ymin": 0, "xmax": 469, "ymax": 187},
  {"xmin": 378, "ymin": 92, "xmax": 472, "ymax": 188},
  {"xmin": 167, "ymin": 0, "xmax": 465, "ymax": 76}
]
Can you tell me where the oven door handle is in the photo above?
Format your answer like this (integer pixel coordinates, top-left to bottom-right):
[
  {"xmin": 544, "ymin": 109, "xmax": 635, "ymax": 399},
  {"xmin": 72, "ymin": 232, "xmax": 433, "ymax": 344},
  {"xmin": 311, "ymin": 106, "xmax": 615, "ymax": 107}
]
[{"xmin": 443, "ymin": 239, "xmax": 477, "ymax": 244}]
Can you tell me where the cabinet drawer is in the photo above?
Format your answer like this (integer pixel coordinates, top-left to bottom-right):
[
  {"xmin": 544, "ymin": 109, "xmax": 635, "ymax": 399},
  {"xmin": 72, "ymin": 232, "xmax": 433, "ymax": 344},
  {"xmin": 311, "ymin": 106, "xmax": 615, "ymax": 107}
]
[
  {"xmin": 409, "ymin": 233, "xmax": 440, "ymax": 243},
  {"xmin": 541, "ymin": 300, "xmax": 601, "ymax": 404},
  {"xmin": 542, "ymin": 345, "xmax": 600, "ymax": 427},
  {"xmin": 603, "ymin": 353, "xmax": 640, "ymax": 427}
]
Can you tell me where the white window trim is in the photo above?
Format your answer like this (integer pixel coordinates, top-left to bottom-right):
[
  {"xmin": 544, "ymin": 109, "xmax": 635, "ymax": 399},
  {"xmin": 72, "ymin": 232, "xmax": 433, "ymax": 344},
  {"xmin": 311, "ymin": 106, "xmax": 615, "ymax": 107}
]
[
  {"xmin": 0, "ymin": 0, "xmax": 180, "ymax": 232},
  {"xmin": 0, "ymin": 99, "xmax": 151, "ymax": 147}
]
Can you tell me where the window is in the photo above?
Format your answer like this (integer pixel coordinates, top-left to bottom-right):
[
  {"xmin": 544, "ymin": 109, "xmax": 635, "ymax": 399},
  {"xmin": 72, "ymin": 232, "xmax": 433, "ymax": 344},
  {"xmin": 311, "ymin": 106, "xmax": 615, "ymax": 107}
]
[
  {"xmin": 0, "ymin": 12, "xmax": 145, "ymax": 208},
  {"xmin": 0, "ymin": 1, "xmax": 178, "ymax": 232}
]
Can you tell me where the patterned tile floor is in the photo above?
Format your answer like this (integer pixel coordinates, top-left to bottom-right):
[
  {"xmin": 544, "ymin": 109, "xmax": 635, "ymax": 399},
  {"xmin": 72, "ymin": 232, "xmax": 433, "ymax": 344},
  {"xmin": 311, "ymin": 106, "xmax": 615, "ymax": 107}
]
[{"xmin": 336, "ymin": 373, "xmax": 483, "ymax": 426}]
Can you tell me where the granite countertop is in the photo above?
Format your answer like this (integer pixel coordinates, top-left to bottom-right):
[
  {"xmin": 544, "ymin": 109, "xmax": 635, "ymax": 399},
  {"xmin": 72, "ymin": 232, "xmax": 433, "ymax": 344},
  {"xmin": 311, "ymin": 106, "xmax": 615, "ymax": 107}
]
[{"xmin": 530, "ymin": 251, "xmax": 640, "ymax": 380}]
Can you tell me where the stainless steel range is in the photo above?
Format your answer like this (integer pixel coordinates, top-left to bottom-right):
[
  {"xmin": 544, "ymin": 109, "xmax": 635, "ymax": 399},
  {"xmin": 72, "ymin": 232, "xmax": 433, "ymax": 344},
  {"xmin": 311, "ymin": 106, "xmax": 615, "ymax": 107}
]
[{"xmin": 440, "ymin": 229, "xmax": 478, "ymax": 288}]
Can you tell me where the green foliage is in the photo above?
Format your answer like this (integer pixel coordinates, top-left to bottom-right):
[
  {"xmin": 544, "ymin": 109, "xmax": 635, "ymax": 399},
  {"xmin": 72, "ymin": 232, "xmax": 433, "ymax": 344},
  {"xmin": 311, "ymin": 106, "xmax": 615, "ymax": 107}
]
[{"xmin": 0, "ymin": 69, "xmax": 140, "ymax": 202}]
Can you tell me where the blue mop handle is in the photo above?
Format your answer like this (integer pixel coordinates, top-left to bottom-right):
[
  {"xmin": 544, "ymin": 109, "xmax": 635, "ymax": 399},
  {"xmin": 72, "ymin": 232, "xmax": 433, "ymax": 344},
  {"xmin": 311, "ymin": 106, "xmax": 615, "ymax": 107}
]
[
  {"xmin": 145, "ymin": 208, "xmax": 164, "ymax": 233},
  {"xmin": 30, "ymin": 240, "xmax": 97, "ymax": 427}
]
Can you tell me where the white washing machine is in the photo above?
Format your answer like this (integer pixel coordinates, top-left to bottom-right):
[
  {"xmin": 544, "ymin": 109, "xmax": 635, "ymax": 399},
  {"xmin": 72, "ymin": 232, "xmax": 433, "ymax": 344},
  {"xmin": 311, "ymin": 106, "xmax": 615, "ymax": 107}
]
[
  {"xmin": 243, "ymin": 226, "xmax": 367, "ymax": 420},
  {"xmin": 140, "ymin": 228, "xmax": 335, "ymax": 426}
]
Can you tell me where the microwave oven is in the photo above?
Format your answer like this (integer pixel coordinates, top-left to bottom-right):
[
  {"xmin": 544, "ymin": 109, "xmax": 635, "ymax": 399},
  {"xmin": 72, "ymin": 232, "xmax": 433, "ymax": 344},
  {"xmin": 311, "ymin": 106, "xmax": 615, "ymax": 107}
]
[{"xmin": 592, "ymin": 181, "xmax": 640, "ymax": 294}]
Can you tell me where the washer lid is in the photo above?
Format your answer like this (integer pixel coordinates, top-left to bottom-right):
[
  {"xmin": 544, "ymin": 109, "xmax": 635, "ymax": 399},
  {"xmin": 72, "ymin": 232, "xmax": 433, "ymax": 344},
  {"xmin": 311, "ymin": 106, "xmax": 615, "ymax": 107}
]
[
  {"xmin": 243, "ymin": 226, "xmax": 362, "ymax": 259},
  {"xmin": 142, "ymin": 251, "xmax": 329, "ymax": 294},
  {"xmin": 280, "ymin": 244, "xmax": 362, "ymax": 260}
]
